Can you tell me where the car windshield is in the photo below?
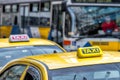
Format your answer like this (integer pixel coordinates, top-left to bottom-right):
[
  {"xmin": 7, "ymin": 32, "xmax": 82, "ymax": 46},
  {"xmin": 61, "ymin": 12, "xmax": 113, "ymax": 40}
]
[
  {"xmin": 0, "ymin": 45, "xmax": 64, "ymax": 68},
  {"xmin": 65, "ymin": 6, "xmax": 120, "ymax": 37},
  {"xmin": 50, "ymin": 63, "xmax": 120, "ymax": 80}
]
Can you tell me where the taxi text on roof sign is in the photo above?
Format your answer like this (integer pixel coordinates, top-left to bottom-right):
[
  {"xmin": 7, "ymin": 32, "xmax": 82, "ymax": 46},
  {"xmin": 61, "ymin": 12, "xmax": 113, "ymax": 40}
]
[
  {"xmin": 82, "ymin": 48, "xmax": 100, "ymax": 54},
  {"xmin": 77, "ymin": 46, "xmax": 103, "ymax": 58},
  {"xmin": 9, "ymin": 34, "xmax": 30, "ymax": 42}
]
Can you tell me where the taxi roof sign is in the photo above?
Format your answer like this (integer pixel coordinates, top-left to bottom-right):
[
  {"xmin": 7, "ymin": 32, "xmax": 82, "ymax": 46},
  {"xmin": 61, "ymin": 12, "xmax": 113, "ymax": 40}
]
[
  {"xmin": 77, "ymin": 46, "xmax": 103, "ymax": 58},
  {"xmin": 9, "ymin": 34, "xmax": 30, "ymax": 42}
]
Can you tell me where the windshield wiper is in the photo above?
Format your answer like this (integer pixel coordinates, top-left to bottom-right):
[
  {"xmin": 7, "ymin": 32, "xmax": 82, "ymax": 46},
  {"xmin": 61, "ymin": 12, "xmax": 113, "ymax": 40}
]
[
  {"xmin": 75, "ymin": 36, "xmax": 87, "ymax": 41},
  {"xmin": 73, "ymin": 74, "xmax": 77, "ymax": 80}
]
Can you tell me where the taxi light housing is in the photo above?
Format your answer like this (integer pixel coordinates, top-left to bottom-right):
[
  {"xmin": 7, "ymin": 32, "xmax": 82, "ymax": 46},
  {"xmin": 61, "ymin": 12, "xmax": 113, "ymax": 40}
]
[
  {"xmin": 63, "ymin": 40, "xmax": 71, "ymax": 45},
  {"xmin": 77, "ymin": 46, "xmax": 103, "ymax": 58},
  {"xmin": 9, "ymin": 34, "xmax": 30, "ymax": 42}
]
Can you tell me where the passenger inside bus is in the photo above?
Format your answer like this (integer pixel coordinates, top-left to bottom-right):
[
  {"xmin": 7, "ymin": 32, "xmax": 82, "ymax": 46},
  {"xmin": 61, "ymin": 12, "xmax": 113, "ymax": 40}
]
[{"xmin": 101, "ymin": 16, "xmax": 119, "ymax": 33}]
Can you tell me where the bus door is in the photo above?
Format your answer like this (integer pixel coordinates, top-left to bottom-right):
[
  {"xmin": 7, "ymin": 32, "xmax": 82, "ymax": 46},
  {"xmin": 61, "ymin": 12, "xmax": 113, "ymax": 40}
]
[
  {"xmin": 20, "ymin": 5, "xmax": 29, "ymax": 34},
  {"xmin": 51, "ymin": 2, "xmax": 63, "ymax": 46}
]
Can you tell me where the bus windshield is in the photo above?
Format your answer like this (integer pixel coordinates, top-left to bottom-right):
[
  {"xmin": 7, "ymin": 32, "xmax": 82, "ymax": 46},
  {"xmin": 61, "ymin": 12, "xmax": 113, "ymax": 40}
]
[
  {"xmin": 65, "ymin": 6, "xmax": 120, "ymax": 38},
  {"xmin": 50, "ymin": 63, "xmax": 120, "ymax": 80}
]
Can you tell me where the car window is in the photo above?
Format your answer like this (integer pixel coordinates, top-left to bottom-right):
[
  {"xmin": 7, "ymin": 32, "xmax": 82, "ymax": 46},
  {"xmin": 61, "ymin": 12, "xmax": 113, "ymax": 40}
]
[
  {"xmin": 30, "ymin": 45, "xmax": 64, "ymax": 55},
  {"xmin": 0, "ymin": 45, "xmax": 64, "ymax": 68},
  {"xmin": 94, "ymin": 71, "xmax": 120, "ymax": 80},
  {"xmin": 24, "ymin": 66, "xmax": 41, "ymax": 80},
  {"xmin": 50, "ymin": 63, "xmax": 120, "ymax": 80},
  {"xmin": 0, "ymin": 65, "xmax": 27, "ymax": 80},
  {"xmin": 0, "ymin": 49, "xmax": 32, "ymax": 68}
]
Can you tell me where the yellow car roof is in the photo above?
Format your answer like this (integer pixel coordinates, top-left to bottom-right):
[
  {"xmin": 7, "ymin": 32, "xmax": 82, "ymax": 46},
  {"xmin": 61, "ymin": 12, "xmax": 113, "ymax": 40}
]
[
  {"xmin": 0, "ymin": 38, "xmax": 56, "ymax": 48},
  {"xmin": 25, "ymin": 51, "xmax": 120, "ymax": 69}
]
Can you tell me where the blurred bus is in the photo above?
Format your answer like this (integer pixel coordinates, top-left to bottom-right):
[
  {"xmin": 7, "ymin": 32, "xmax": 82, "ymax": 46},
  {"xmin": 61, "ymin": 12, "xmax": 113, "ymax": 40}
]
[
  {"xmin": 50, "ymin": 0, "xmax": 120, "ymax": 51},
  {"xmin": 0, "ymin": 0, "xmax": 51, "ymax": 39}
]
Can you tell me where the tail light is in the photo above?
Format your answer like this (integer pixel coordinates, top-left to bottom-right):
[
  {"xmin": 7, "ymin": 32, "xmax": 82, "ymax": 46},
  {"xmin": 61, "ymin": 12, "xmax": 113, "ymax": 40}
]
[{"xmin": 63, "ymin": 40, "xmax": 71, "ymax": 45}]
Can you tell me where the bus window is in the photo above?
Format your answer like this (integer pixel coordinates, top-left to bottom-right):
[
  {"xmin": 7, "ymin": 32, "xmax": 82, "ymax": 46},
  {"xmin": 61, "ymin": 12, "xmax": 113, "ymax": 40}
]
[
  {"xmin": 29, "ymin": 17, "xmax": 39, "ymax": 26},
  {"xmin": 72, "ymin": 0, "xmax": 120, "ymax": 3},
  {"xmin": 12, "ymin": 5, "xmax": 19, "ymax": 13},
  {"xmin": 4, "ymin": 5, "xmax": 11, "ymax": 13},
  {"xmin": 29, "ymin": 3, "xmax": 39, "ymax": 12},
  {"xmin": 41, "ymin": 2, "xmax": 50, "ymax": 12},
  {"xmin": 65, "ymin": 12, "xmax": 72, "ymax": 37},
  {"xmin": 40, "ymin": 17, "xmax": 50, "ymax": 26}
]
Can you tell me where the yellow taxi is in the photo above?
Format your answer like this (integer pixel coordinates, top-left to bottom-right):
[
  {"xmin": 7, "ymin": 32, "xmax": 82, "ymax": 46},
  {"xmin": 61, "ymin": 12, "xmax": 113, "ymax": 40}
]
[
  {"xmin": 0, "ymin": 34, "xmax": 66, "ymax": 69},
  {"xmin": 1, "ymin": 46, "xmax": 120, "ymax": 80}
]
